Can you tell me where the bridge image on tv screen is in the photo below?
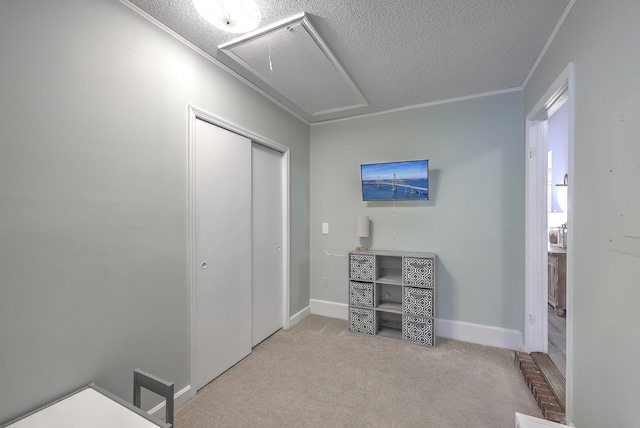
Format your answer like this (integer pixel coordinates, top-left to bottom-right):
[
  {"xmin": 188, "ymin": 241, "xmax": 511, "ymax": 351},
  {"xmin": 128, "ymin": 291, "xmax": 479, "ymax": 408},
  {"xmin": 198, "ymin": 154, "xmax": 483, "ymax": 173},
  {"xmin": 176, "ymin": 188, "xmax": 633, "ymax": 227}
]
[{"xmin": 361, "ymin": 160, "xmax": 429, "ymax": 201}]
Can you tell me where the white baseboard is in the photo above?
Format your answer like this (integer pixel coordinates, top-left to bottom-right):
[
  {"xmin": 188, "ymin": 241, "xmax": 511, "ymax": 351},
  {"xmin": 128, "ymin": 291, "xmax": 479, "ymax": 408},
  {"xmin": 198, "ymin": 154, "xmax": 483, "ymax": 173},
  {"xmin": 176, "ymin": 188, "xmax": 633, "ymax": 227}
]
[
  {"xmin": 308, "ymin": 299, "xmax": 523, "ymax": 350},
  {"xmin": 288, "ymin": 305, "xmax": 311, "ymax": 328},
  {"xmin": 437, "ymin": 318, "xmax": 523, "ymax": 351},
  {"xmin": 310, "ymin": 299, "xmax": 348, "ymax": 320},
  {"xmin": 148, "ymin": 384, "xmax": 191, "ymax": 419}
]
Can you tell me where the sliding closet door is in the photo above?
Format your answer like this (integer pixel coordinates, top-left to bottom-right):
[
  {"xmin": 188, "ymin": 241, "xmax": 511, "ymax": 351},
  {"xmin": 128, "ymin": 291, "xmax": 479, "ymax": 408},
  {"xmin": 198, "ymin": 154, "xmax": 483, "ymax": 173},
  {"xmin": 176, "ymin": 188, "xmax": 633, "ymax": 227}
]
[
  {"xmin": 251, "ymin": 143, "xmax": 283, "ymax": 346},
  {"xmin": 194, "ymin": 119, "xmax": 251, "ymax": 390}
]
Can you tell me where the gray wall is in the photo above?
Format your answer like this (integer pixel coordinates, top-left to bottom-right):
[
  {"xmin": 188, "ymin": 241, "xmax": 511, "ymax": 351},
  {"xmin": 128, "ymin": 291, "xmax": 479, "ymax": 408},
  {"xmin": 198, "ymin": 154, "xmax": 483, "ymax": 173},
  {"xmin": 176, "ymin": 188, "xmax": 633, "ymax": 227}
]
[
  {"xmin": 0, "ymin": 0, "xmax": 309, "ymax": 422},
  {"xmin": 310, "ymin": 91, "xmax": 526, "ymax": 332},
  {"xmin": 523, "ymin": 0, "xmax": 640, "ymax": 425}
]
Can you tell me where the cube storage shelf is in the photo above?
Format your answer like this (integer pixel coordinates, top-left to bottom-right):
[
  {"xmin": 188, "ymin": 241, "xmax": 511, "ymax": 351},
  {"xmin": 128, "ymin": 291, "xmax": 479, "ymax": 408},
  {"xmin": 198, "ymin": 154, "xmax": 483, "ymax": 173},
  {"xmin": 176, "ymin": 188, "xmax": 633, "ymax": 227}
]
[{"xmin": 348, "ymin": 250, "xmax": 437, "ymax": 347}]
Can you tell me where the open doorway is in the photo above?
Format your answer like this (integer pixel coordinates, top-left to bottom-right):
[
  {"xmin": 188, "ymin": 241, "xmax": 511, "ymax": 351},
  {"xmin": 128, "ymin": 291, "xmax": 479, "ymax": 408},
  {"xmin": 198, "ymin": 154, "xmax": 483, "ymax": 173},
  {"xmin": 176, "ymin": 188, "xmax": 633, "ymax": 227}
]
[
  {"xmin": 524, "ymin": 63, "xmax": 574, "ymax": 422},
  {"xmin": 546, "ymin": 103, "xmax": 568, "ymax": 377}
]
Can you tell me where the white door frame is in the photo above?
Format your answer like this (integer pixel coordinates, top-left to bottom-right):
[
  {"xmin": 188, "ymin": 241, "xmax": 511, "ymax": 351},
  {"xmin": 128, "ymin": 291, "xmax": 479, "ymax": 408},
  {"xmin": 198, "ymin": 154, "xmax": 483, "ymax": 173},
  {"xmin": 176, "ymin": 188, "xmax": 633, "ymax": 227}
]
[
  {"xmin": 524, "ymin": 63, "xmax": 574, "ymax": 422},
  {"xmin": 187, "ymin": 105, "xmax": 291, "ymax": 399}
]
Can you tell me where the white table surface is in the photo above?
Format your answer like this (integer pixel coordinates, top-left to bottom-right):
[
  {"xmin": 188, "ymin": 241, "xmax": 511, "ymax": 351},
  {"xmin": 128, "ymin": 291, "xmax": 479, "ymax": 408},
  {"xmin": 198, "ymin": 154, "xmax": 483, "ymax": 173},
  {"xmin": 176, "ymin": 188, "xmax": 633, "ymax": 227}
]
[
  {"xmin": 516, "ymin": 412, "xmax": 569, "ymax": 427},
  {"xmin": 4, "ymin": 386, "xmax": 163, "ymax": 428}
]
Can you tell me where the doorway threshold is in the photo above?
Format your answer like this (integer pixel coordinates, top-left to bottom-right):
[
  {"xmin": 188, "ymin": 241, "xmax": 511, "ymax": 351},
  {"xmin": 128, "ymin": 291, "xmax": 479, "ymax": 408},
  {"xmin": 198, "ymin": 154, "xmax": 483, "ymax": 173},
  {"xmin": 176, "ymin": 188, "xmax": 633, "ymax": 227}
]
[
  {"xmin": 515, "ymin": 351, "xmax": 566, "ymax": 424},
  {"xmin": 531, "ymin": 352, "xmax": 566, "ymax": 410}
]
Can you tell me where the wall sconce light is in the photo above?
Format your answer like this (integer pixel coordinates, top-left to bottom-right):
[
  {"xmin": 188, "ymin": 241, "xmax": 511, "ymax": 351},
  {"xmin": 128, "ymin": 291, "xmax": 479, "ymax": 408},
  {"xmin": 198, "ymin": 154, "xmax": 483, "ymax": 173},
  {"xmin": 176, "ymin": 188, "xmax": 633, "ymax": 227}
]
[
  {"xmin": 555, "ymin": 173, "xmax": 569, "ymax": 213},
  {"xmin": 356, "ymin": 216, "xmax": 369, "ymax": 252},
  {"xmin": 555, "ymin": 173, "xmax": 569, "ymax": 187}
]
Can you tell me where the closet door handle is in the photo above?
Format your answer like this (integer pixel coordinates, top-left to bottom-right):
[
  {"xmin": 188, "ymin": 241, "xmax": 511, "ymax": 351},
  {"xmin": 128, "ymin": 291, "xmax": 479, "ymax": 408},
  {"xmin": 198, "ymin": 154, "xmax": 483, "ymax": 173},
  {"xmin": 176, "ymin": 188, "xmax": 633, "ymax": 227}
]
[{"xmin": 201, "ymin": 262, "xmax": 208, "ymax": 269}]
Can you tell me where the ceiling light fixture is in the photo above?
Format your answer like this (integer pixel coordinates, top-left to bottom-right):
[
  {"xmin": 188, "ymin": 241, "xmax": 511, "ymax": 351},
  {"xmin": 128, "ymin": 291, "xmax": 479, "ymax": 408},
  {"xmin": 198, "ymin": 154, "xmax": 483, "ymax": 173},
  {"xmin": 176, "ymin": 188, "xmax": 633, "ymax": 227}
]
[{"xmin": 193, "ymin": 0, "xmax": 261, "ymax": 34}]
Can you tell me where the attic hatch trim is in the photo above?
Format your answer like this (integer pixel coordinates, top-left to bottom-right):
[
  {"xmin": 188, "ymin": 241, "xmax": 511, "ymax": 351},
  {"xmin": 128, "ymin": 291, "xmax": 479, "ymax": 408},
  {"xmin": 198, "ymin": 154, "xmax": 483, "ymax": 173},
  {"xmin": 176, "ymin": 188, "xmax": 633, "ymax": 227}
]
[{"xmin": 218, "ymin": 13, "xmax": 368, "ymax": 117}]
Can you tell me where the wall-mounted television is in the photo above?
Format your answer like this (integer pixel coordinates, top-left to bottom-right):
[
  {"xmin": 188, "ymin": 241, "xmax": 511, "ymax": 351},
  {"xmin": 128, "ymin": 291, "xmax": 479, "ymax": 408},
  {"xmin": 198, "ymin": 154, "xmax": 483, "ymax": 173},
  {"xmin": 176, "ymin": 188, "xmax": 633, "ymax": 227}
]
[{"xmin": 361, "ymin": 159, "xmax": 429, "ymax": 201}]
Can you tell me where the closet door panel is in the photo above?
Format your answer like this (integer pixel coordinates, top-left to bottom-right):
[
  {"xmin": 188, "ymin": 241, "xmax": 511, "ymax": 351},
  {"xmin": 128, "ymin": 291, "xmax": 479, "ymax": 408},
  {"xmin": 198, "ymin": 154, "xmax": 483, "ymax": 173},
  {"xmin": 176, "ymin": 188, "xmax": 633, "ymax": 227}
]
[
  {"xmin": 194, "ymin": 119, "xmax": 251, "ymax": 390},
  {"xmin": 251, "ymin": 143, "xmax": 283, "ymax": 346}
]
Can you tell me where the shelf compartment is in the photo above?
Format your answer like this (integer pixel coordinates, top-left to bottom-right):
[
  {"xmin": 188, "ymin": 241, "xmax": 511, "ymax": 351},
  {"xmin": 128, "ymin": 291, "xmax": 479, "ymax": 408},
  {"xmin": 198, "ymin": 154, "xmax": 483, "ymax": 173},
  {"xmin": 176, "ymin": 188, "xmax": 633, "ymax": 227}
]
[
  {"xmin": 349, "ymin": 281, "xmax": 374, "ymax": 308},
  {"xmin": 402, "ymin": 257, "xmax": 435, "ymax": 287},
  {"xmin": 376, "ymin": 311, "xmax": 402, "ymax": 339},
  {"xmin": 376, "ymin": 255, "xmax": 402, "ymax": 283},
  {"xmin": 376, "ymin": 326, "xmax": 403, "ymax": 340},
  {"xmin": 375, "ymin": 275, "xmax": 402, "ymax": 285},
  {"xmin": 375, "ymin": 283, "xmax": 402, "ymax": 311},
  {"xmin": 376, "ymin": 302, "xmax": 402, "ymax": 314}
]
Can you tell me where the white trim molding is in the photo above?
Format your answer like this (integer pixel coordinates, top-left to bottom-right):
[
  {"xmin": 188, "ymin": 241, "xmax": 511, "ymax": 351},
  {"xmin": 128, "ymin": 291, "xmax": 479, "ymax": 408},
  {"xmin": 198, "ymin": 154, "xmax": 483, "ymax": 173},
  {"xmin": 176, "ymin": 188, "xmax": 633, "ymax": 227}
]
[
  {"xmin": 288, "ymin": 305, "xmax": 311, "ymax": 328},
  {"xmin": 524, "ymin": 62, "xmax": 574, "ymax": 424},
  {"xmin": 309, "ymin": 299, "xmax": 524, "ymax": 350},
  {"xmin": 524, "ymin": 63, "xmax": 574, "ymax": 353},
  {"xmin": 281, "ymin": 150, "xmax": 291, "ymax": 330},
  {"xmin": 311, "ymin": 87, "xmax": 522, "ymax": 126},
  {"xmin": 522, "ymin": 0, "xmax": 577, "ymax": 89},
  {"xmin": 437, "ymin": 319, "xmax": 523, "ymax": 351},
  {"xmin": 148, "ymin": 385, "xmax": 191, "ymax": 419},
  {"xmin": 310, "ymin": 299, "xmax": 348, "ymax": 320}
]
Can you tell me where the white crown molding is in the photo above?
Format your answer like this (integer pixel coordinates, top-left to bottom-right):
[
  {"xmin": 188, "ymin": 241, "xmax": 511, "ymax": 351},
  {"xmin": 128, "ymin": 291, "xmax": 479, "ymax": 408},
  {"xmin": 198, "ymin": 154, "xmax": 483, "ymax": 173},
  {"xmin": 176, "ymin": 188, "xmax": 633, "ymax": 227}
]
[
  {"xmin": 310, "ymin": 87, "xmax": 523, "ymax": 126},
  {"xmin": 522, "ymin": 0, "xmax": 577, "ymax": 89}
]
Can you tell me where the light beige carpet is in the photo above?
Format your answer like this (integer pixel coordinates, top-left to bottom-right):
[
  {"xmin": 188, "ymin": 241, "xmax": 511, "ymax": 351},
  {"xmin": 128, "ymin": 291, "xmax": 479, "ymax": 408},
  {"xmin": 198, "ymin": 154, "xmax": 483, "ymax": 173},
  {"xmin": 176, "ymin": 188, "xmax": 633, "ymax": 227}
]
[{"xmin": 176, "ymin": 315, "xmax": 541, "ymax": 427}]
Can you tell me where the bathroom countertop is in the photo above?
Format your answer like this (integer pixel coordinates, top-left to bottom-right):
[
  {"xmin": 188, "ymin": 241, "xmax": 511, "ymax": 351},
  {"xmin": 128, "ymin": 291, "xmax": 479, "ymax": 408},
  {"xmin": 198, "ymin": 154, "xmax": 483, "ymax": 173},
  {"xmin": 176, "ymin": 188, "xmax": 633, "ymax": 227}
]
[{"xmin": 548, "ymin": 244, "xmax": 567, "ymax": 254}]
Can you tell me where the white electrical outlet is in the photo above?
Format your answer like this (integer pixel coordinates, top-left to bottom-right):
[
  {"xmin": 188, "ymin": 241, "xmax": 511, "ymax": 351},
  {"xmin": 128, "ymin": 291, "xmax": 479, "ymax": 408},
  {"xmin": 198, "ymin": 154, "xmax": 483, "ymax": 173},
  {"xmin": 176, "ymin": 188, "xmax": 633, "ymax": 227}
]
[
  {"xmin": 322, "ymin": 277, "xmax": 329, "ymax": 287},
  {"xmin": 322, "ymin": 223, "xmax": 329, "ymax": 235}
]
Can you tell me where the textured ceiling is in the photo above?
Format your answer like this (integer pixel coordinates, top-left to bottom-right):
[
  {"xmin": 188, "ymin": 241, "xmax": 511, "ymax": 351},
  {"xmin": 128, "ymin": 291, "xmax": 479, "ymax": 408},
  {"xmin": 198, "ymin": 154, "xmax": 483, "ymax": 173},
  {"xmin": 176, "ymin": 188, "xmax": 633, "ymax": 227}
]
[{"xmin": 124, "ymin": 0, "xmax": 571, "ymax": 123}]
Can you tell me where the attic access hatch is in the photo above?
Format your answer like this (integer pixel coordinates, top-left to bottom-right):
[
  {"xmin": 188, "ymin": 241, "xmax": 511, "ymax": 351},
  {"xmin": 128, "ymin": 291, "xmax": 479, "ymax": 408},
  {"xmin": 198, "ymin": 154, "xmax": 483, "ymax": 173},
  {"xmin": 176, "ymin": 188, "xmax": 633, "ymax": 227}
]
[{"xmin": 218, "ymin": 13, "xmax": 368, "ymax": 117}]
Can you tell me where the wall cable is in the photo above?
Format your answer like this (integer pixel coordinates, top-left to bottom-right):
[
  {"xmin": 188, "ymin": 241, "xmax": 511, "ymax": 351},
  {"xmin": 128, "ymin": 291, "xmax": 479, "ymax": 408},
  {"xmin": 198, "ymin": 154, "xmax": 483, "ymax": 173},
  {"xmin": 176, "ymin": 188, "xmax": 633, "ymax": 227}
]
[
  {"xmin": 393, "ymin": 200, "xmax": 397, "ymax": 252},
  {"xmin": 324, "ymin": 235, "xmax": 346, "ymax": 258}
]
